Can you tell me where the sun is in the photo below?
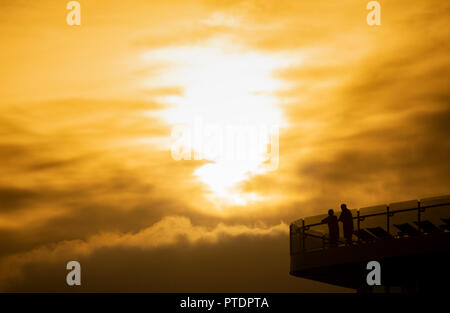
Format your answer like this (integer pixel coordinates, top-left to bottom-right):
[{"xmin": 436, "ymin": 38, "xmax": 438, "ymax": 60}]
[{"xmin": 142, "ymin": 37, "xmax": 294, "ymax": 205}]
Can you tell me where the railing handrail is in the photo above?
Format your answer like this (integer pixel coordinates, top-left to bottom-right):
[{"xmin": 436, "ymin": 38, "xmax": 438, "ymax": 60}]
[
  {"xmin": 294, "ymin": 201, "xmax": 450, "ymax": 229},
  {"xmin": 290, "ymin": 200, "xmax": 450, "ymax": 254}
]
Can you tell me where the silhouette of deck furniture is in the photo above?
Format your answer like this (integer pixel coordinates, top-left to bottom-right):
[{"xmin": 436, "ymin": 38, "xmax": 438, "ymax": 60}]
[
  {"xmin": 353, "ymin": 229, "xmax": 377, "ymax": 243},
  {"xmin": 414, "ymin": 220, "xmax": 441, "ymax": 234},
  {"xmin": 440, "ymin": 218, "xmax": 450, "ymax": 231},
  {"xmin": 394, "ymin": 223, "xmax": 421, "ymax": 237},
  {"xmin": 367, "ymin": 226, "xmax": 392, "ymax": 239}
]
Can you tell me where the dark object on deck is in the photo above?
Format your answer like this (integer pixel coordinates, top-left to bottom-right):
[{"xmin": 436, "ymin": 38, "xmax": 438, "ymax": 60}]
[
  {"xmin": 414, "ymin": 220, "xmax": 441, "ymax": 234},
  {"xmin": 440, "ymin": 218, "xmax": 450, "ymax": 231},
  {"xmin": 353, "ymin": 229, "xmax": 377, "ymax": 243},
  {"xmin": 338, "ymin": 204, "xmax": 354, "ymax": 245},
  {"xmin": 394, "ymin": 223, "xmax": 421, "ymax": 237},
  {"xmin": 321, "ymin": 209, "xmax": 339, "ymax": 247},
  {"xmin": 367, "ymin": 226, "xmax": 392, "ymax": 239}
]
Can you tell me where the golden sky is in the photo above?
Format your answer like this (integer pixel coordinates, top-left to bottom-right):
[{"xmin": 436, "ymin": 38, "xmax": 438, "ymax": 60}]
[{"xmin": 0, "ymin": 0, "xmax": 449, "ymax": 291}]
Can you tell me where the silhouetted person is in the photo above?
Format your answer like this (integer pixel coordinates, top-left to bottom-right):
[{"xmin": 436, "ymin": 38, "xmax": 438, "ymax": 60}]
[
  {"xmin": 339, "ymin": 203, "xmax": 354, "ymax": 245},
  {"xmin": 322, "ymin": 209, "xmax": 339, "ymax": 247}
]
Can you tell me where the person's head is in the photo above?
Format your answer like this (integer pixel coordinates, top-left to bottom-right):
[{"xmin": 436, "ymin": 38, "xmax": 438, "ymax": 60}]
[
  {"xmin": 328, "ymin": 209, "xmax": 334, "ymax": 216},
  {"xmin": 340, "ymin": 203, "xmax": 347, "ymax": 211}
]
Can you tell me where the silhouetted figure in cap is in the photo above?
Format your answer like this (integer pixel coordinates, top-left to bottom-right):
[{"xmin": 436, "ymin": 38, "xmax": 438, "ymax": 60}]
[
  {"xmin": 339, "ymin": 203, "xmax": 354, "ymax": 245},
  {"xmin": 322, "ymin": 209, "xmax": 339, "ymax": 247}
]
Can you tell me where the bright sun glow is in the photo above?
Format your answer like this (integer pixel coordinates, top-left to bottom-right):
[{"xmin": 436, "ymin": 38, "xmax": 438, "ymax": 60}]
[{"xmin": 142, "ymin": 37, "xmax": 295, "ymax": 206}]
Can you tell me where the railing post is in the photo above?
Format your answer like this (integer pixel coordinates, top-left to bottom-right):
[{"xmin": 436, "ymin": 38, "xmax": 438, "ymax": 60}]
[
  {"xmin": 417, "ymin": 201, "xmax": 421, "ymax": 233},
  {"xmin": 289, "ymin": 224, "xmax": 292, "ymax": 256},
  {"xmin": 302, "ymin": 219, "xmax": 306, "ymax": 252},
  {"xmin": 387, "ymin": 206, "xmax": 390, "ymax": 235},
  {"xmin": 357, "ymin": 209, "xmax": 360, "ymax": 244}
]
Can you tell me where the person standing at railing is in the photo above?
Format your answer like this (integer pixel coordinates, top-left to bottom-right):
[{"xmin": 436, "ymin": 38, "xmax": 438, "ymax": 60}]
[
  {"xmin": 321, "ymin": 209, "xmax": 339, "ymax": 247},
  {"xmin": 339, "ymin": 204, "xmax": 354, "ymax": 246}
]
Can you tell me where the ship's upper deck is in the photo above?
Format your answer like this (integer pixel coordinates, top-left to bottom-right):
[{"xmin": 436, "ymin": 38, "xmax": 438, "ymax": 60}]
[
  {"xmin": 290, "ymin": 195, "xmax": 450, "ymax": 254},
  {"xmin": 289, "ymin": 195, "xmax": 450, "ymax": 290}
]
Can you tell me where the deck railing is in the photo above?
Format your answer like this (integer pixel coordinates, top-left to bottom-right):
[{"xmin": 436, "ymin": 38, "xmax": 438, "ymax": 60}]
[{"xmin": 290, "ymin": 196, "xmax": 450, "ymax": 254}]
